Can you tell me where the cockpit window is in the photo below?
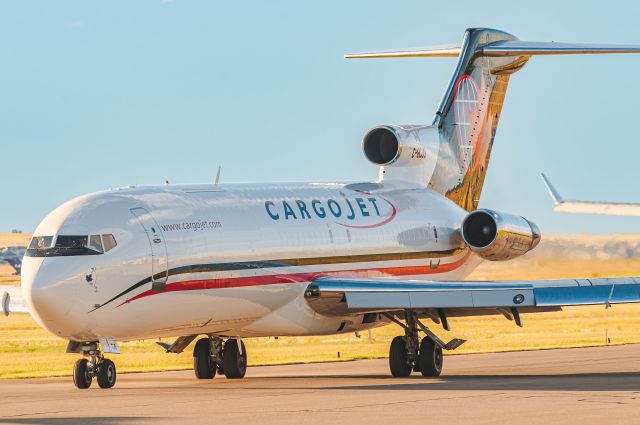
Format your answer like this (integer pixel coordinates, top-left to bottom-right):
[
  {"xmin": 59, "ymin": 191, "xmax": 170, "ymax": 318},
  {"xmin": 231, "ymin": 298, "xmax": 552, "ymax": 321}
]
[
  {"xmin": 28, "ymin": 236, "xmax": 53, "ymax": 250},
  {"xmin": 26, "ymin": 234, "xmax": 115, "ymax": 257},
  {"xmin": 55, "ymin": 235, "xmax": 89, "ymax": 250},
  {"xmin": 102, "ymin": 234, "xmax": 117, "ymax": 252},
  {"xmin": 88, "ymin": 235, "xmax": 103, "ymax": 253}
]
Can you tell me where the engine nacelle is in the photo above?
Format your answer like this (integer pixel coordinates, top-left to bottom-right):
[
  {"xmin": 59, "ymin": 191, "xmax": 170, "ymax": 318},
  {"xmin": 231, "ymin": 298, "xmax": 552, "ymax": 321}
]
[
  {"xmin": 461, "ymin": 209, "xmax": 541, "ymax": 261},
  {"xmin": 362, "ymin": 125, "xmax": 439, "ymax": 184}
]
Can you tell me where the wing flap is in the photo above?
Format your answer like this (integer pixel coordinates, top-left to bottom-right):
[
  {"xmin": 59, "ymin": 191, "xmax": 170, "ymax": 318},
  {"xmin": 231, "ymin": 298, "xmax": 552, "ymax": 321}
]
[{"xmin": 345, "ymin": 287, "xmax": 536, "ymax": 310}]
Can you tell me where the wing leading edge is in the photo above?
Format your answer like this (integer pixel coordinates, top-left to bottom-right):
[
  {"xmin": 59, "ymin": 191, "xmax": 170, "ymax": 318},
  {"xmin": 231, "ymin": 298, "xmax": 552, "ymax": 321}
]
[{"xmin": 304, "ymin": 276, "xmax": 640, "ymax": 316}]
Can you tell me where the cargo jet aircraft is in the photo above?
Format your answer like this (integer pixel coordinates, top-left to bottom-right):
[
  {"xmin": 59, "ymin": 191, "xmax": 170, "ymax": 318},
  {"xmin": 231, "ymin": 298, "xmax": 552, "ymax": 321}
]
[{"xmin": 22, "ymin": 28, "xmax": 640, "ymax": 389}]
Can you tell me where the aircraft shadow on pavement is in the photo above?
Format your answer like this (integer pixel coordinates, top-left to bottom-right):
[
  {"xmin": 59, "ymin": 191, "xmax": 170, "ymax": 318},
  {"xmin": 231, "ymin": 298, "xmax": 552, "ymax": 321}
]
[{"xmin": 250, "ymin": 371, "xmax": 640, "ymax": 392}]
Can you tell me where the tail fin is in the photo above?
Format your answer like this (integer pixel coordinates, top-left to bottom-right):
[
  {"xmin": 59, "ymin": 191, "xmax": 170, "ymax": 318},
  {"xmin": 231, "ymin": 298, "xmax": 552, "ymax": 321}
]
[{"xmin": 347, "ymin": 28, "xmax": 640, "ymax": 211}]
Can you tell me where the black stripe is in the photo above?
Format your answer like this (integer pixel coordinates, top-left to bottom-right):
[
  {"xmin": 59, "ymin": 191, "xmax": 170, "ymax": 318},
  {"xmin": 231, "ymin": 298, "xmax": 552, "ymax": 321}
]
[
  {"xmin": 91, "ymin": 248, "xmax": 464, "ymax": 311},
  {"xmin": 90, "ymin": 276, "xmax": 152, "ymax": 312}
]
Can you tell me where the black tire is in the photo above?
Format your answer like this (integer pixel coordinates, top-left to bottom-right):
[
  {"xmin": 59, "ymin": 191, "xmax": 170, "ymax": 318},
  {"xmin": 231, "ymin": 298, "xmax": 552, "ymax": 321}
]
[
  {"xmin": 97, "ymin": 358, "xmax": 117, "ymax": 389},
  {"xmin": 73, "ymin": 358, "xmax": 92, "ymax": 389},
  {"xmin": 193, "ymin": 338, "xmax": 216, "ymax": 379},
  {"xmin": 223, "ymin": 339, "xmax": 247, "ymax": 379},
  {"xmin": 389, "ymin": 336, "xmax": 412, "ymax": 377},
  {"xmin": 419, "ymin": 337, "xmax": 443, "ymax": 377}
]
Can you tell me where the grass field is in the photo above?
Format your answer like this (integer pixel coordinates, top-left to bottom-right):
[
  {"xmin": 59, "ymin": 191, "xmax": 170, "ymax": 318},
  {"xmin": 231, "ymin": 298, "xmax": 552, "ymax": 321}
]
[
  {"xmin": 2, "ymin": 232, "xmax": 640, "ymax": 379},
  {"xmin": 2, "ymin": 303, "xmax": 639, "ymax": 379}
]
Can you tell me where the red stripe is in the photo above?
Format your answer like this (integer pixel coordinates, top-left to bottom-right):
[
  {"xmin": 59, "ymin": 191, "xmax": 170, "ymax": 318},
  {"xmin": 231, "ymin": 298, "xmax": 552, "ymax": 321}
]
[{"xmin": 119, "ymin": 250, "xmax": 472, "ymax": 306}]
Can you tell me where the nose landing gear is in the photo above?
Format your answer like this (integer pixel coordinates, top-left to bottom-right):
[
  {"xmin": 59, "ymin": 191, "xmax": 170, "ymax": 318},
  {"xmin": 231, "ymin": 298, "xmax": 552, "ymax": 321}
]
[
  {"xmin": 193, "ymin": 336, "xmax": 247, "ymax": 380},
  {"xmin": 72, "ymin": 342, "xmax": 117, "ymax": 389}
]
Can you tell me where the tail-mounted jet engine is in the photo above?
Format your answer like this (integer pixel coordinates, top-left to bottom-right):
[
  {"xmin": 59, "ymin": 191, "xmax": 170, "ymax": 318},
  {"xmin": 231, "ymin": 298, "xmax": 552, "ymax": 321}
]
[
  {"xmin": 461, "ymin": 209, "xmax": 541, "ymax": 261},
  {"xmin": 362, "ymin": 125, "xmax": 439, "ymax": 183}
]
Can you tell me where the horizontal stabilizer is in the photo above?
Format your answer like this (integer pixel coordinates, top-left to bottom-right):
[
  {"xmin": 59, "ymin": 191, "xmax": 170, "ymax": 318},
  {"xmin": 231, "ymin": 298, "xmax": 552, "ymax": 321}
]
[
  {"xmin": 346, "ymin": 40, "xmax": 640, "ymax": 59},
  {"xmin": 483, "ymin": 41, "xmax": 640, "ymax": 56},
  {"xmin": 345, "ymin": 44, "xmax": 461, "ymax": 59}
]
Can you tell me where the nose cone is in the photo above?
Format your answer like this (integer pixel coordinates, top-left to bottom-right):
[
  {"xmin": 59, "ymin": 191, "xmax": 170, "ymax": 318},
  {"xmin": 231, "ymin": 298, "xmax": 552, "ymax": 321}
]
[
  {"xmin": 21, "ymin": 256, "xmax": 46, "ymax": 318},
  {"xmin": 22, "ymin": 257, "xmax": 79, "ymax": 337}
]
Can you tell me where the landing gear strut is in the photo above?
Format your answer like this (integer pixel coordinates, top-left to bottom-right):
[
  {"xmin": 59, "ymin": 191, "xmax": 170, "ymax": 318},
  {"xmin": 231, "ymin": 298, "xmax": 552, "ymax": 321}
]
[
  {"xmin": 384, "ymin": 311, "xmax": 460, "ymax": 378},
  {"xmin": 73, "ymin": 342, "xmax": 117, "ymax": 389},
  {"xmin": 193, "ymin": 336, "xmax": 247, "ymax": 380}
]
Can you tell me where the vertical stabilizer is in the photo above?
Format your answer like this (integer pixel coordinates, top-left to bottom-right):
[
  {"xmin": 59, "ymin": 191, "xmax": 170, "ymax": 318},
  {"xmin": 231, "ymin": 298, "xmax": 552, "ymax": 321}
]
[{"xmin": 429, "ymin": 28, "xmax": 526, "ymax": 210}]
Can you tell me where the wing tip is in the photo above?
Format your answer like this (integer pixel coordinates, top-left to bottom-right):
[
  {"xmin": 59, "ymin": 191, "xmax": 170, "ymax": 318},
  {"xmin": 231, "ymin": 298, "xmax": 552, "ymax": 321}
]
[{"xmin": 540, "ymin": 173, "xmax": 563, "ymax": 205}]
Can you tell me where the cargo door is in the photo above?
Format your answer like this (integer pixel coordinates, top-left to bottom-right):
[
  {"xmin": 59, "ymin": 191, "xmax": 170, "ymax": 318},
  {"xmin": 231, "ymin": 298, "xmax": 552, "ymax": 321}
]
[{"xmin": 130, "ymin": 207, "xmax": 169, "ymax": 291}]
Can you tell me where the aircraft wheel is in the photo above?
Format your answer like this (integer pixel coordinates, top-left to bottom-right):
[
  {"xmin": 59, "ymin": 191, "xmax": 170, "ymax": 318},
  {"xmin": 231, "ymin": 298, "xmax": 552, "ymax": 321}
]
[
  {"xmin": 222, "ymin": 339, "xmax": 247, "ymax": 379},
  {"xmin": 419, "ymin": 337, "xmax": 443, "ymax": 377},
  {"xmin": 193, "ymin": 337, "xmax": 216, "ymax": 379},
  {"xmin": 97, "ymin": 358, "xmax": 117, "ymax": 389},
  {"xmin": 73, "ymin": 358, "xmax": 92, "ymax": 389},
  {"xmin": 389, "ymin": 336, "xmax": 412, "ymax": 377}
]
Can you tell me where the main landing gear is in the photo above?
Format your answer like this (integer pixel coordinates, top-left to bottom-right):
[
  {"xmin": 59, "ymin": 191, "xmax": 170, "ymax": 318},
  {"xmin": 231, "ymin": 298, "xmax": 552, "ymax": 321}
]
[
  {"xmin": 193, "ymin": 336, "xmax": 247, "ymax": 380},
  {"xmin": 72, "ymin": 342, "xmax": 117, "ymax": 389},
  {"xmin": 384, "ymin": 311, "xmax": 465, "ymax": 378}
]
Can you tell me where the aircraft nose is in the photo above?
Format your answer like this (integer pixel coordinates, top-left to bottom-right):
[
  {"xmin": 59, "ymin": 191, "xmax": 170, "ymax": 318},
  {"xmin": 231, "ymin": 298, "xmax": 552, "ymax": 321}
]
[
  {"xmin": 22, "ymin": 257, "xmax": 76, "ymax": 333},
  {"xmin": 23, "ymin": 256, "xmax": 56, "ymax": 321}
]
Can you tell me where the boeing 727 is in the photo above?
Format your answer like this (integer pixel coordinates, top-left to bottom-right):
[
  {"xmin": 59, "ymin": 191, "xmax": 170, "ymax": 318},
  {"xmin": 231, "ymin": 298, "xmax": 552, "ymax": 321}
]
[{"xmin": 22, "ymin": 28, "xmax": 640, "ymax": 389}]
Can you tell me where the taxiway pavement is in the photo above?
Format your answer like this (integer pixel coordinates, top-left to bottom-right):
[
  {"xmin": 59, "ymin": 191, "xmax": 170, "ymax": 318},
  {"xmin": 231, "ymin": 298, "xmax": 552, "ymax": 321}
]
[{"xmin": 1, "ymin": 345, "xmax": 639, "ymax": 424}]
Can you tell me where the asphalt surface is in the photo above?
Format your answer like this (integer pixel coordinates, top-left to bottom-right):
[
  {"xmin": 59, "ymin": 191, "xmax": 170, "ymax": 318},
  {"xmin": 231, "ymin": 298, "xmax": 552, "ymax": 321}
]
[{"xmin": 1, "ymin": 345, "xmax": 640, "ymax": 425}]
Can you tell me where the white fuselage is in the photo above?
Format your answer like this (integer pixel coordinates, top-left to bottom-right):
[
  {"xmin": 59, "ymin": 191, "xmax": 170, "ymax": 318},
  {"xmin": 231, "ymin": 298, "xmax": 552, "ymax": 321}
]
[{"xmin": 22, "ymin": 181, "xmax": 480, "ymax": 342}]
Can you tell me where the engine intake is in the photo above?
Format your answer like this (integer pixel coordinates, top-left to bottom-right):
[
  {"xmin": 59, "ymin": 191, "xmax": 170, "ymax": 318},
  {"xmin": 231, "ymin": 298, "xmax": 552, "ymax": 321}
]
[
  {"xmin": 363, "ymin": 127, "xmax": 401, "ymax": 165},
  {"xmin": 461, "ymin": 209, "xmax": 541, "ymax": 261}
]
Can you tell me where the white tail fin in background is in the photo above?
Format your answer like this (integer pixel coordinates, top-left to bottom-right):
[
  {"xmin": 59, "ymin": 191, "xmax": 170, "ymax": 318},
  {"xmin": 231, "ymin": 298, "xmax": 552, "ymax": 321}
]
[{"xmin": 541, "ymin": 173, "xmax": 640, "ymax": 216}]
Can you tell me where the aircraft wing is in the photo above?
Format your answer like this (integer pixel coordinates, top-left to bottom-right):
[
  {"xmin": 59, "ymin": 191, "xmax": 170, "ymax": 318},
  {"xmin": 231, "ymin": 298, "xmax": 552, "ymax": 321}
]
[
  {"xmin": 305, "ymin": 276, "xmax": 640, "ymax": 318},
  {"xmin": 541, "ymin": 173, "xmax": 640, "ymax": 216}
]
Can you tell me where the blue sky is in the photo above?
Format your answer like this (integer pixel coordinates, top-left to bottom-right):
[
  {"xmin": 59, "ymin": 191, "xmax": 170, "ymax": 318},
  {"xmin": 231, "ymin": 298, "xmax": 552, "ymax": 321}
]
[{"xmin": 2, "ymin": 0, "xmax": 640, "ymax": 234}]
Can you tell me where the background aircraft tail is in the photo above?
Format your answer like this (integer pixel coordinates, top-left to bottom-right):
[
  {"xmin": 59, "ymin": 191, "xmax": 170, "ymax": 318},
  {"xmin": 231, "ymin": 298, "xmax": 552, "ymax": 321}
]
[{"xmin": 348, "ymin": 28, "xmax": 640, "ymax": 211}]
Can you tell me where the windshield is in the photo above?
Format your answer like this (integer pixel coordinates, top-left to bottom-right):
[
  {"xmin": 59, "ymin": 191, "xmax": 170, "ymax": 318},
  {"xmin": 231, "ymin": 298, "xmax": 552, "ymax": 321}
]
[{"xmin": 26, "ymin": 234, "xmax": 117, "ymax": 257}]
